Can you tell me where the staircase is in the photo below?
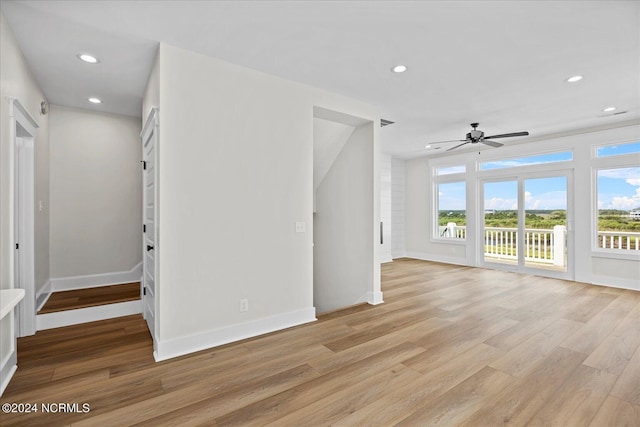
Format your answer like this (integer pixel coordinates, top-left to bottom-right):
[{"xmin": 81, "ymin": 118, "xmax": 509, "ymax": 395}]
[{"xmin": 37, "ymin": 283, "xmax": 142, "ymax": 330}]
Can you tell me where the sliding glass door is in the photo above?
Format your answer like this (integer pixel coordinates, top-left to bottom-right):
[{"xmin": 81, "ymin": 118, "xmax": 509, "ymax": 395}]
[
  {"xmin": 523, "ymin": 176, "xmax": 568, "ymax": 272},
  {"xmin": 481, "ymin": 172, "xmax": 572, "ymax": 279},
  {"xmin": 483, "ymin": 180, "xmax": 518, "ymax": 267}
]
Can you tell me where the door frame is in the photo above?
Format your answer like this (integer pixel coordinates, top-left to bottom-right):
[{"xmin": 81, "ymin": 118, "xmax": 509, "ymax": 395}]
[
  {"xmin": 478, "ymin": 169, "xmax": 574, "ymax": 281},
  {"xmin": 141, "ymin": 107, "xmax": 159, "ymax": 356},
  {"xmin": 8, "ymin": 97, "xmax": 38, "ymax": 337}
]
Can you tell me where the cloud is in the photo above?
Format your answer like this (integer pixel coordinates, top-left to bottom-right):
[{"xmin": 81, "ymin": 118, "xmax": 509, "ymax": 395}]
[
  {"xmin": 481, "ymin": 153, "xmax": 572, "ymax": 170},
  {"xmin": 602, "ymin": 187, "xmax": 640, "ymax": 210},
  {"xmin": 485, "ymin": 197, "xmax": 517, "ymax": 210},
  {"xmin": 525, "ymin": 190, "xmax": 567, "ymax": 210},
  {"xmin": 438, "ymin": 166, "xmax": 466, "ymax": 175},
  {"xmin": 484, "ymin": 191, "xmax": 567, "ymax": 210},
  {"xmin": 598, "ymin": 167, "xmax": 640, "ymax": 185}
]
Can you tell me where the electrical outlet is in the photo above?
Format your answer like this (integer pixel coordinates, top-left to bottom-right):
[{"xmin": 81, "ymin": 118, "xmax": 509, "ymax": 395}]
[
  {"xmin": 295, "ymin": 222, "xmax": 306, "ymax": 233},
  {"xmin": 240, "ymin": 299, "xmax": 249, "ymax": 312}
]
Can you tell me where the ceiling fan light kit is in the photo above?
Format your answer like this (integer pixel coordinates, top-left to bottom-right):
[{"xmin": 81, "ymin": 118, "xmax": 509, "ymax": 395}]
[{"xmin": 429, "ymin": 123, "xmax": 530, "ymax": 152}]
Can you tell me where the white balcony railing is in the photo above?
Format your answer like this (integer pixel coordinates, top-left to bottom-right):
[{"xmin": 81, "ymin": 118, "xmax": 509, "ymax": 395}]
[
  {"xmin": 598, "ymin": 231, "xmax": 640, "ymax": 251},
  {"xmin": 482, "ymin": 226, "xmax": 563, "ymax": 265},
  {"xmin": 439, "ymin": 224, "xmax": 640, "ymax": 266}
]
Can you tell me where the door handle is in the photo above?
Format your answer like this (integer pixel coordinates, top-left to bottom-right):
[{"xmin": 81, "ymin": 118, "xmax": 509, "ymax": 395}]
[{"xmin": 147, "ymin": 245, "xmax": 154, "ymax": 252}]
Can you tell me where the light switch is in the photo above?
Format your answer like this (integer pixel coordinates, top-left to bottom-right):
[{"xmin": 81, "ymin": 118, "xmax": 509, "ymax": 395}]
[{"xmin": 295, "ymin": 222, "xmax": 306, "ymax": 233}]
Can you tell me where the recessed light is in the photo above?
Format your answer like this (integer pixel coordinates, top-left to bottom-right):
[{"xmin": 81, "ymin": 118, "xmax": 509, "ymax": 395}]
[
  {"xmin": 88, "ymin": 97, "xmax": 102, "ymax": 104},
  {"xmin": 391, "ymin": 65, "xmax": 407, "ymax": 73},
  {"xmin": 603, "ymin": 106, "xmax": 616, "ymax": 112},
  {"xmin": 425, "ymin": 144, "xmax": 432, "ymax": 149},
  {"xmin": 565, "ymin": 75, "xmax": 583, "ymax": 83},
  {"xmin": 77, "ymin": 53, "xmax": 100, "ymax": 64}
]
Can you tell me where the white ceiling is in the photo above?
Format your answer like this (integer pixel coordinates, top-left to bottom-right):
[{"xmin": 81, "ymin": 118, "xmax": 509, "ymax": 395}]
[{"xmin": 2, "ymin": 0, "xmax": 639, "ymax": 158}]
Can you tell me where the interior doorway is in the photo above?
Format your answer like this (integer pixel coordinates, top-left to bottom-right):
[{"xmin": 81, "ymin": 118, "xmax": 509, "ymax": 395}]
[
  {"xmin": 141, "ymin": 107, "xmax": 159, "ymax": 356},
  {"xmin": 9, "ymin": 98, "xmax": 38, "ymax": 337},
  {"xmin": 312, "ymin": 106, "xmax": 382, "ymax": 314}
]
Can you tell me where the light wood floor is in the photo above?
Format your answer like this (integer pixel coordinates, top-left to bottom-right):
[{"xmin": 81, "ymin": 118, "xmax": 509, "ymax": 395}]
[
  {"xmin": 2, "ymin": 259, "xmax": 639, "ymax": 426},
  {"xmin": 37, "ymin": 283, "xmax": 141, "ymax": 314}
]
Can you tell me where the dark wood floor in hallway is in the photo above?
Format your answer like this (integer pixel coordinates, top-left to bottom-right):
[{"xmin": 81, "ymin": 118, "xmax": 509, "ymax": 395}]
[
  {"xmin": 1, "ymin": 258, "xmax": 639, "ymax": 426},
  {"xmin": 37, "ymin": 282, "xmax": 141, "ymax": 314}
]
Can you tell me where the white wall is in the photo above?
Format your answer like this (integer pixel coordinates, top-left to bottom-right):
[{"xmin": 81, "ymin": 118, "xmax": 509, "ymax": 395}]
[
  {"xmin": 405, "ymin": 156, "xmax": 468, "ymax": 264},
  {"xmin": 391, "ymin": 157, "xmax": 405, "ymax": 259},
  {"xmin": 142, "ymin": 48, "xmax": 159, "ymax": 126},
  {"xmin": 404, "ymin": 123, "xmax": 640, "ymax": 290},
  {"xmin": 150, "ymin": 43, "xmax": 380, "ymax": 358},
  {"xmin": 0, "ymin": 10, "xmax": 49, "ymax": 387},
  {"xmin": 315, "ymin": 123, "xmax": 377, "ymax": 313},
  {"xmin": 49, "ymin": 105, "xmax": 142, "ymax": 278},
  {"xmin": 379, "ymin": 153, "xmax": 392, "ymax": 263},
  {"xmin": 0, "ymin": 11, "xmax": 49, "ymax": 294}
]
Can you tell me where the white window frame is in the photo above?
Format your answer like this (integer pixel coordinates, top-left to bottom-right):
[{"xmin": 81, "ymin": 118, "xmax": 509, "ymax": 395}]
[
  {"xmin": 430, "ymin": 161, "xmax": 468, "ymax": 243},
  {"xmin": 591, "ymin": 138, "xmax": 640, "ymax": 260}
]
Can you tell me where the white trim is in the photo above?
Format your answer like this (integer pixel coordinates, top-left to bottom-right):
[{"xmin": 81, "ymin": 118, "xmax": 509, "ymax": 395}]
[
  {"xmin": 405, "ymin": 251, "xmax": 470, "ymax": 266},
  {"xmin": 365, "ymin": 291, "xmax": 384, "ymax": 305},
  {"xmin": 588, "ymin": 275, "xmax": 640, "ymax": 292},
  {"xmin": 154, "ymin": 307, "xmax": 317, "ymax": 362},
  {"xmin": 36, "ymin": 280, "xmax": 51, "ymax": 311},
  {"xmin": 141, "ymin": 106, "xmax": 160, "ymax": 354},
  {"xmin": 50, "ymin": 262, "xmax": 142, "ymax": 292},
  {"xmin": 0, "ymin": 360, "xmax": 18, "ymax": 397},
  {"xmin": 8, "ymin": 97, "xmax": 38, "ymax": 337},
  {"xmin": 36, "ymin": 300, "xmax": 142, "ymax": 330},
  {"xmin": 7, "ymin": 96, "xmax": 39, "ymax": 129},
  {"xmin": 590, "ymin": 250, "xmax": 640, "ymax": 261},
  {"xmin": 141, "ymin": 106, "xmax": 159, "ymax": 138},
  {"xmin": 380, "ymin": 257, "xmax": 393, "ymax": 264}
]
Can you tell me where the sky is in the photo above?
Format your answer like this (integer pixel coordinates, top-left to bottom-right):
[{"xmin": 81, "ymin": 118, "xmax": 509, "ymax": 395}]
[
  {"xmin": 438, "ymin": 143, "xmax": 640, "ymax": 211},
  {"xmin": 598, "ymin": 167, "xmax": 640, "ymax": 210},
  {"xmin": 596, "ymin": 142, "xmax": 640, "ymax": 210}
]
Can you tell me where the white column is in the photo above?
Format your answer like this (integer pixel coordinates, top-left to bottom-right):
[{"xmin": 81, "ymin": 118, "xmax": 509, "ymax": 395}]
[
  {"xmin": 447, "ymin": 222, "xmax": 457, "ymax": 238},
  {"xmin": 553, "ymin": 225, "xmax": 566, "ymax": 266}
]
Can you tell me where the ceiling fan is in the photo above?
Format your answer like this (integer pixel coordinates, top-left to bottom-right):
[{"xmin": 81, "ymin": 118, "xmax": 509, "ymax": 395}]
[{"xmin": 430, "ymin": 123, "xmax": 529, "ymax": 151}]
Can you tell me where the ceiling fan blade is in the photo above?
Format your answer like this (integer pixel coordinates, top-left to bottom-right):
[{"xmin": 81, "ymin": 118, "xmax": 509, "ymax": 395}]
[
  {"xmin": 483, "ymin": 131, "xmax": 529, "ymax": 139},
  {"xmin": 446, "ymin": 141, "xmax": 470, "ymax": 151},
  {"xmin": 481, "ymin": 139, "xmax": 503, "ymax": 148},
  {"xmin": 429, "ymin": 139, "xmax": 466, "ymax": 145}
]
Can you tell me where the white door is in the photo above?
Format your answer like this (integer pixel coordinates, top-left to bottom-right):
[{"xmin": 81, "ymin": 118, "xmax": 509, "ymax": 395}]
[
  {"xmin": 141, "ymin": 109, "xmax": 158, "ymax": 342},
  {"xmin": 480, "ymin": 171, "xmax": 573, "ymax": 280}
]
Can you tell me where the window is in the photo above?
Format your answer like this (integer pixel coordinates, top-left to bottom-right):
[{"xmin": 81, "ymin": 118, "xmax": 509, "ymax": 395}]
[
  {"xmin": 436, "ymin": 181, "xmax": 466, "ymax": 239},
  {"xmin": 480, "ymin": 151, "xmax": 572, "ymax": 171},
  {"xmin": 436, "ymin": 165, "xmax": 466, "ymax": 175},
  {"xmin": 596, "ymin": 141, "xmax": 640, "ymax": 158},
  {"xmin": 596, "ymin": 167, "xmax": 640, "ymax": 251}
]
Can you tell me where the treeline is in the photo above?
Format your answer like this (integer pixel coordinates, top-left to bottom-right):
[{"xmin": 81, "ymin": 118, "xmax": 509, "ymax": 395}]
[{"xmin": 439, "ymin": 210, "xmax": 640, "ymax": 232}]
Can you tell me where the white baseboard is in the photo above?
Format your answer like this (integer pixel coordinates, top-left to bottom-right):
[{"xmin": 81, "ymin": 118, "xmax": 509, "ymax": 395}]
[
  {"xmin": 405, "ymin": 251, "xmax": 469, "ymax": 266},
  {"xmin": 36, "ymin": 280, "xmax": 52, "ymax": 311},
  {"xmin": 0, "ymin": 350, "xmax": 17, "ymax": 397},
  {"xmin": 365, "ymin": 291, "xmax": 384, "ymax": 305},
  {"xmin": 154, "ymin": 307, "xmax": 317, "ymax": 362},
  {"xmin": 589, "ymin": 275, "xmax": 640, "ymax": 292},
  {"xmin": 50, "ymin": 262, "xmax": 142, "ymax": 292},
  {"xmin": 36, "ymin": 300, "xmax": 142, "ymax": 330},
  {"xmin": 380, "ymin": 257, "xmax": 394, "ymax": 264}
]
